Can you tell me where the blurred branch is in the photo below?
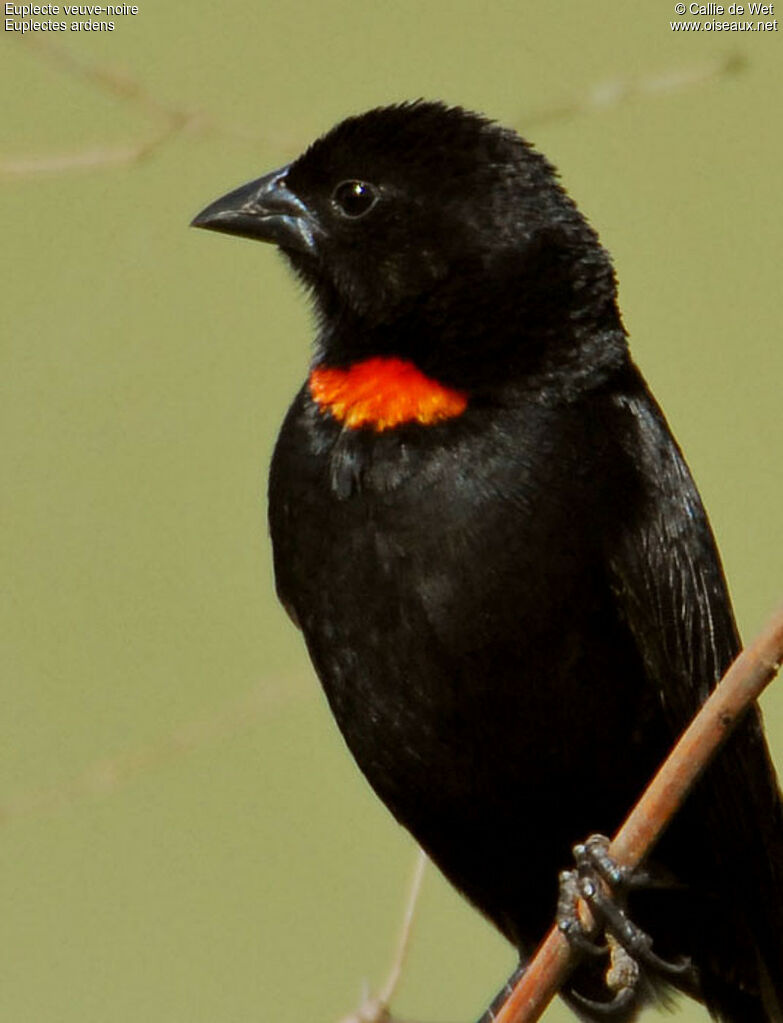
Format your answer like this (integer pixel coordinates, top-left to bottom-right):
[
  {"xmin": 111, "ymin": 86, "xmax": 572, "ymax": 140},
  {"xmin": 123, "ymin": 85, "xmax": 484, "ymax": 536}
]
[
  {"xmin": 2, "ymin": 36, "xmax": 190, "ymax": 176},
  {"xmin": 0, "ymin": 677, "xmax": 307, "ymax": 824},
  {"xmin": 1, "ymin": 36, "xmax": 284, "ymax": 178},
  {"xmin": 21, "ymin": 35, "xmax": 189, "ymax": 121},
  {"xmin": 1, "ymin": 42, "xmax": 745, "ymax": 178},
  {"xmin": 0, "ymin": 128, "xmax": 179, "ymax": 175},
  {"xmin": 521, "ymin": 52, "xmax": 745, "ymax": 128},
  {"xmin": 493, "ymin": 600, "xmax": 783, "ymax": 1023}
]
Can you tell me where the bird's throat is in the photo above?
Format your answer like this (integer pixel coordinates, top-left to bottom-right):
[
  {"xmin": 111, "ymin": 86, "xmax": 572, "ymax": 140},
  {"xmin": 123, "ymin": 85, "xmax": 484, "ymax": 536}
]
[{"xmin": 308, "ymin": 357, "xmax": 468, "ymax": 431}]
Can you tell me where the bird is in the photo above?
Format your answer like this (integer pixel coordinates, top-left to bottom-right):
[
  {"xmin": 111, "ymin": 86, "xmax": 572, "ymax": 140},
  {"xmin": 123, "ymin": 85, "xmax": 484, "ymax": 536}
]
[{"xmin": 192, "ymin": 101, "xmax": 783, "ymax": 1021}]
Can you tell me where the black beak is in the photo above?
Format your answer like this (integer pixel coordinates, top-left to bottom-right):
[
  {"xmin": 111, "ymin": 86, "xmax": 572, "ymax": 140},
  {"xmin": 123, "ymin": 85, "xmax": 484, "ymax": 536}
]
[{"xmin": 191, "ymin": 165, "xmax": 321, "ymax": 257}]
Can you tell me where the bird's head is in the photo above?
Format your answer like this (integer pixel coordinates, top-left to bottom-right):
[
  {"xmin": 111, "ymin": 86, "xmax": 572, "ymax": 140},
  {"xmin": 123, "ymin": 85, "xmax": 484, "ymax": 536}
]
[{"xmin": 193, "ymin": 102, "xmax": 625, "ymax": 388}]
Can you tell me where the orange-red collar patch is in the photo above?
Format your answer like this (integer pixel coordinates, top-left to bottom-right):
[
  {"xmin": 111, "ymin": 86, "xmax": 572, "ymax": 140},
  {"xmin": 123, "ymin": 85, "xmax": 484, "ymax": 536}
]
[{"xmin": 309, "ymin": 357, "xmax": 468, "ymax": 432}]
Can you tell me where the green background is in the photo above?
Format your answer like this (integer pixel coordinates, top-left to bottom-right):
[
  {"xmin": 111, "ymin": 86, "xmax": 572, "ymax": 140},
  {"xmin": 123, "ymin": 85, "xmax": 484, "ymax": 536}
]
[{"xmin": 2, "ymin": 3, "xmax": 781, "ymax": 1021}]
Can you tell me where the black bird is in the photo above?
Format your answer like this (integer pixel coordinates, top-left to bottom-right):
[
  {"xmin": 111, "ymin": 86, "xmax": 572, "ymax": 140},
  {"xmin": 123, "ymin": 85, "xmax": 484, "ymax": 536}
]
[{"xmin": 193, "ymin": 102, "xmax": 783, "ymax": 1021}]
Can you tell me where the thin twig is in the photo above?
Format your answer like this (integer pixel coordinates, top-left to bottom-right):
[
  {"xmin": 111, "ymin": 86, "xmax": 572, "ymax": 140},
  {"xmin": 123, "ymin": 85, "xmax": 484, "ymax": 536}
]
[
  {"xmin": 493, "ymin": 600, "xmax": 783, "ymax": 1023},
  {"xmin": 340, "ymin": 847, "xmax": 428, "ymax": 1023},
  {"xmin": 377, "ymin": 847, "xmax": 428, "ymax": 1007}
]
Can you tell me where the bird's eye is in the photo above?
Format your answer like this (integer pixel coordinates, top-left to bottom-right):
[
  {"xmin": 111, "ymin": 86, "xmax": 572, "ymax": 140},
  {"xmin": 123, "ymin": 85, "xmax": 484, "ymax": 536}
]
[{"xmin": 331, "ymin": 180, "xmax": 379, "ymax": 219}]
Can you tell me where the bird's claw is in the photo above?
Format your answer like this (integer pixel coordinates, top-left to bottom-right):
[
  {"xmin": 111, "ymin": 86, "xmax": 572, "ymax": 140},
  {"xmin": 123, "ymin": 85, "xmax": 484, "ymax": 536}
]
[
  {"xmin": 568, "ymin": 982, "xmax": 636, "ymax": 1017},
  {"xmin": 575, "ymin": 860, "xmax": 691, "ymax": 977},
  {"xmin": 573, "ymin": 834, "xmax": 649, "ymax": 890},
  {"xmin": 557, "ymin": 868, "xmax": 608, "ymax": 956},
  {"xmin": 558, "ymin": 833, "xmax": 693, "ymax": 1006}
]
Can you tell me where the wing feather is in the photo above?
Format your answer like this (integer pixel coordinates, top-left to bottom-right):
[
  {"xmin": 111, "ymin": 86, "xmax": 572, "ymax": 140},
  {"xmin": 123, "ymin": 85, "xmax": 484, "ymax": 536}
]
[{"xmin": 604, "ymin": 371, "xmax": 783, "ymax": 1016}]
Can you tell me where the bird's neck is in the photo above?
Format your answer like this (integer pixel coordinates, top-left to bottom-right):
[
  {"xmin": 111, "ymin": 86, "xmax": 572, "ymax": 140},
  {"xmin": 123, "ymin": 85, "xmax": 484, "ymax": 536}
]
[
  {"xmin": 308, "ymin": 356, "xmax": 468, "ymax": 432},
  {"xmin": 309, "ymin": 271, "xmax": 630, "ymax": 425}
]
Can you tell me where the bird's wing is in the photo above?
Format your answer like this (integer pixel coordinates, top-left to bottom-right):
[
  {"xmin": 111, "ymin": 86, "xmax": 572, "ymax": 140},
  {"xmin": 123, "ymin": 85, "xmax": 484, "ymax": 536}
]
[
  {"xmin": 603, "ymin": 371, "xmax": 783, "ymax": 1015},
  {"xmin": 605, "ymin": 381, "xmax": 740, "ymax": 728}
]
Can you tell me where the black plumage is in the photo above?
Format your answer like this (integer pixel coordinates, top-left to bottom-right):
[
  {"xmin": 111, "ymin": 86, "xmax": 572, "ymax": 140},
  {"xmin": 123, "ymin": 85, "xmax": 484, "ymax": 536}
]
[{"xmin": 193, "ymin": 102, "xmax": 783, "ymax": 1021}]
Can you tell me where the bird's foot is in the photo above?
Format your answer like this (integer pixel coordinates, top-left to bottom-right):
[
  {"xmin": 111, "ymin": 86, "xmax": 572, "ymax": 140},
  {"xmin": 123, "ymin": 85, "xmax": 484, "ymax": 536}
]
[{"xmin": 558, "ymin": 834, "xmax": 691, "ymax": 1012}]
